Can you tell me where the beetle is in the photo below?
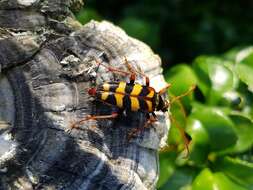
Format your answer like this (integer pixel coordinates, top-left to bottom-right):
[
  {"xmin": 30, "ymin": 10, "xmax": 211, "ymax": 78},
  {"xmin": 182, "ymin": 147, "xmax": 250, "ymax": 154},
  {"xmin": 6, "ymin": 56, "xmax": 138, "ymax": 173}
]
[{"xmin": 70, "ymin": 57, "xmax": 194, "ymax": 153}]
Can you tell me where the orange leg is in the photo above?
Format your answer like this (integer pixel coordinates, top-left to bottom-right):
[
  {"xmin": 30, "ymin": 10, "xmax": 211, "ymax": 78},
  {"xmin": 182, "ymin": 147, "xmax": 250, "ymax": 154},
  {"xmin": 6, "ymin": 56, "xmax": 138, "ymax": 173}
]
[
  {"xmin": 161, "ymin": 84, "xmax": 195, "ymax": 121},
  {"xmin": 95, "ymin": 58, "xmax": 150, "ymax": 86},
  {"xmin": 123, "ymin": 57, "xmax": 150, "ymax": 86},
  {"xmin": 95, "ymin": 59, "xmax": 131, "ymax": 77},
  {"xmin": 68, "ymin": 112, "xmax": 119, "ymax": 132},
  {"xmin": 95, "ymin": 59, "xmax": 138, "ymax": 85},
  {"xmin": 158, "ymin": 85, "xmax": 196, "ymax": 157},
  {"xmin": 158, "ymin": 83, "xmax": 172, "ymax": 95},
  {"xmin": 127, "ymin": 113, "xmax": 157, "ymax": 141},
  {"xmin": 169, "ymin": 115, "xmax": 192, "ymax": 158},
  {"xmin": 170, "ymin": 85, "xmax": 196, "ymax": 104}
]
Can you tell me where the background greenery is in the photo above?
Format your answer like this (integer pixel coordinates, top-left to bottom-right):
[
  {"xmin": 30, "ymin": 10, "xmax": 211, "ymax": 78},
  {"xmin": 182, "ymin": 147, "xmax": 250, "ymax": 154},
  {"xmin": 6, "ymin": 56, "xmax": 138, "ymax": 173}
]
[
  {"xmin": 75, "ymin": 1, "xmax": 253, "ymax": 189},
  {"xmin": 76, "ymin": 0, "xmax": 253, "ymax": 66},
  {"xmin": 160, "ymin": 48, "xmax": 253, "ymax": 190}
]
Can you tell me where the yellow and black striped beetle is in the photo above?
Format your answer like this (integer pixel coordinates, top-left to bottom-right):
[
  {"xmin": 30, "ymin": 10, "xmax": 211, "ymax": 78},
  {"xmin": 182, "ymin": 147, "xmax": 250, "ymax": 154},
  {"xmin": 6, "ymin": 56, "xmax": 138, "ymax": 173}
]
[
  {"xmin": 73, "ymin": 58, "xmax": 171, "ymax": 129},
  {"xmin": 70, "ymin": 58, "xmax": 194, "ymax": 152},
  {"xmin": 88, "ymin": 75, "xmax": 170, "ymax": 115}
]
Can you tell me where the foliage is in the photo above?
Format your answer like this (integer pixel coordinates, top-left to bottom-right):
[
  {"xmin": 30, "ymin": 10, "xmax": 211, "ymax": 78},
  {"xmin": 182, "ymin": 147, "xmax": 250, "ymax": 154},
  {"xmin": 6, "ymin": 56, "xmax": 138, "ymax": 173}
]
[
  {"xmin": 159, "ymin": 47, "xmax": 253, "ymax": 190},
  {"xmin": 75, "ymin": 1, "xmax": 253, "ymax": 66}
]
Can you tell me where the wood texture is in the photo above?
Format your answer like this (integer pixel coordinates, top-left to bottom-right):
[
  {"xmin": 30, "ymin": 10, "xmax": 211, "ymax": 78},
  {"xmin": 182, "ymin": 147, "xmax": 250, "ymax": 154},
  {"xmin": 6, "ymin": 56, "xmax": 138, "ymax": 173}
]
[{"xmin": 0, "ymin": 1, "xmax": 169, "ymax": 189}]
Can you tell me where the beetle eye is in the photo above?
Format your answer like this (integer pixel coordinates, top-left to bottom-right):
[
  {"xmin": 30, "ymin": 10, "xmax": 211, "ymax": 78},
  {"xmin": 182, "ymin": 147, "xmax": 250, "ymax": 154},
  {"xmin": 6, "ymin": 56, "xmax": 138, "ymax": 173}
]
[{"xmin": 88, "ymin": 88, "xmax": 96, "ymax": 96}]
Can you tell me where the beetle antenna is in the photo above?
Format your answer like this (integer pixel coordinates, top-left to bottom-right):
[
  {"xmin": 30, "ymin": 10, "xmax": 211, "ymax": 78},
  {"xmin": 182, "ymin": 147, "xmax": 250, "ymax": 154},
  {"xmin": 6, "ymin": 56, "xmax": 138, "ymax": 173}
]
[
  {"xmin": 169, "ymin": 115, "xmax": 191, "ymax": 157},
  {"xmin": 164, "ymin": 85, "xmax": 196, "ymax": 157},
  {"xmin": 170, "ymin": 85, "xmax": 196, "ymax": 105},
  {"xmin": 169, "ymin": 95, "xmax": 187, "ymax": 119},
  {"xmin": 94, "ymin": 59, "xmax": 102, "ymax": 73}
]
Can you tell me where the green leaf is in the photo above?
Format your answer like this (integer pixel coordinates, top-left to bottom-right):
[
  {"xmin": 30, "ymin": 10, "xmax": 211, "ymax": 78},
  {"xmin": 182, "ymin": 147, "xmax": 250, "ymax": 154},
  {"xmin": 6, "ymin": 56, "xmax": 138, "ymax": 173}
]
[
  {"xmin": 187, "ymin": 118, "xmax": 209, "ymax": 144},
  {"xmin": 236, "ymin": 65, "xmax": 253, "ymax": 92},
  {"xmin": 164, "ymin": 64, "xmax": 197, "ymax": 109},
  {"xmin": 235, "ymin": 47, "xmax": 253, "ymax": 92},
  {"xmin": 219, "ymin": 91, "xmax": 243, "ymax": 109},
  {"xmin": 159, "ymin": 167, "xmax": 197, "ymax": 190},
  {"xmin": 188, "ymin": 143, "xmax": 210, "ymax": 166},
  {"xmin": 226, "ymin": 113, "xmax": 253, "ymax": 153},
  {"xmin": 223, "ymin": 46, "xmax": 246, "ymax": 62},
  {"xmin": 193, "ymin": 56, "xmax": 234, "ymax": 104},
  {"xmin": 186, "ymin": 118, "xmax": 210, "ymax": 165},
  {"xmin": 192, "ymin": 168, "xmax": 248, "ymax": 190},
  {"xmin": 157, "ymin": 152, "xmax": 177, "ymax": 188},
  {"xmin": 236, "ymin": 47, "xmax": 253, "ymax": 64},
  {"xmin": 215, "ymin": 157, "xmax": 253, "ymax": 188},
  {"xmin": 237, "ymin": 84, "xmax": 253, "ymax": 119},
  {"xmin": 190, "ymin": 104, "xmax": 238, "ymax": 151},
  {"xmin": 164, "ymin": 64, "xmax": 197, "ymax": 95}
]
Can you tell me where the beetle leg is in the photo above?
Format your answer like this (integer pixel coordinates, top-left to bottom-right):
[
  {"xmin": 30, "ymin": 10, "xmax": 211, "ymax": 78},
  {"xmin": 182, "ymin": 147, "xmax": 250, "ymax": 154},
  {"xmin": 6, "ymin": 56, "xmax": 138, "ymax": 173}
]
[
  {"xmin": 169, "ymin": 115, "xmax": 192, "ymax": 158},
  {"xmin": 123, "ymin": 57, "xmax": 135, "ymax": 74},
  {"xmin": 127, "ymin": 113, "xmax": 157, "ymax": 141},
  {"xmin": 129, "ymin": 73, "xmax": 136, "ymax": 84},
  {"xmin": 95, "ymin": 59, "xmax": 131, "ymax": 77},
  {"xmin": 145, "ymin": 77, "xmax": 150, "ymax": 87},
  {"xmin": 159, "ymin": 115, "xmax": 191, "ymax": 158},
  {"xmin": 151, "ymin": 112, "xmax": 158, "ymax": 119},
  {"xmin": 123, "ymin": 57, "xmax": 150, "ymax": 86},
  {"xmin": 170, "ymin": 85, "xmax": 196, "ymax": 104},
  {"xmin": 158, "ymin": 83, "xmax": 172, "ymax": 95},
  {"xmin": 95, "ymin": 58, "xmax": 150, "ymax": 86},
  {"xmin": 68, "ymin": 112, "xmax": 119, "ymax": 132}
]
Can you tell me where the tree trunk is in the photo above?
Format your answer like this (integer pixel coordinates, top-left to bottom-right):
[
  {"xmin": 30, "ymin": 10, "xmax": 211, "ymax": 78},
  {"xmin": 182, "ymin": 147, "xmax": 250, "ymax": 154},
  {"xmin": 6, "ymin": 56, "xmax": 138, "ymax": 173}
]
[{"xmin": 0, "ymin": 1, "xmax": 169, "ymax": 189}]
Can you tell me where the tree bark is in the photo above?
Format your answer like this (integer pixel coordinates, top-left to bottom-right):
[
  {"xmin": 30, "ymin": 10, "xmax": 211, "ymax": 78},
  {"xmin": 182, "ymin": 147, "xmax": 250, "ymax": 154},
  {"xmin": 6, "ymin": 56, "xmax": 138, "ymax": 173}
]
[{"xmin": 0, "ymin": 1, "xmax": 169, "ymax": 189}]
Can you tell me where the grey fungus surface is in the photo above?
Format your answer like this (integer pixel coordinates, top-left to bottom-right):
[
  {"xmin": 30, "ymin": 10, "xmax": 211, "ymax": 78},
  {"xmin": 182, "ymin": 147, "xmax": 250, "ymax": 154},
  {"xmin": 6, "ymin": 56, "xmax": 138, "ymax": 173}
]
[{"xmin": 0, "ymin": 1, "xmax": 169, "ymax": 189}]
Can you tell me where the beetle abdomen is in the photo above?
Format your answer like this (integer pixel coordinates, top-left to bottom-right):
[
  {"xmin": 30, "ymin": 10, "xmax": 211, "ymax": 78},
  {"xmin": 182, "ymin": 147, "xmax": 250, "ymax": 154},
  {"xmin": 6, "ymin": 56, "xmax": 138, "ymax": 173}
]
[
  {"xmin": 98, "ymin": 82, "xmax": 156, "ymax": 97},
  {"xmin": 96, "ymin": 91, "xmax": 154, "ymax": 112},
  {"xmin": 94, "ymin": 82, "xmax": 157, "ymax": 112}
]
